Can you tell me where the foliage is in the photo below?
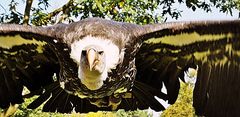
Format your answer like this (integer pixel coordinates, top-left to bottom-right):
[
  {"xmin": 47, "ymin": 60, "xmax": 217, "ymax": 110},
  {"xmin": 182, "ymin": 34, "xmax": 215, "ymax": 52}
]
[
  {"xmin": 1, "ymin": 96, "xmax": 150, "ymax": 117},
  {"xmin": 0, "ymin": 0, "xmax": 239, "ymax": 25},
  {"xmin": 1, "ymin": 88, "xmax": 151, "ymax": 116},
  {"xmin": 161, "ymin": 82, "xmax": 195, "ymax": 117}
]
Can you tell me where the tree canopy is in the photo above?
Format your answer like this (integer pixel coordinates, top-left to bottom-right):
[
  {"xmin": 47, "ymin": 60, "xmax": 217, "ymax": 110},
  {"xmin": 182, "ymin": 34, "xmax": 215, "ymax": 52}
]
[{"xmin": 0, "ymin": 0, "xmax": 239, "ymax": 25}]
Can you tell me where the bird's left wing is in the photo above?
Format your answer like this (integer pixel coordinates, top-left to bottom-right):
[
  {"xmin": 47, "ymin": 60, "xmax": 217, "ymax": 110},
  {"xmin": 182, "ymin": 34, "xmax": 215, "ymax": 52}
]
[{"xmin": 134, "ymin": 20, "xmax": 240, "ymax": 115}]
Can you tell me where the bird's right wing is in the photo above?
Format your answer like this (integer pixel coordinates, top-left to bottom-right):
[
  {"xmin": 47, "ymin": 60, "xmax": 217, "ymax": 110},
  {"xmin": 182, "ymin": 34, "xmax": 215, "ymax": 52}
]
[
  {"xmin": 0, "ymin": 24, "xmax": 64, "ymax": 109},
  {"xmin": 0, "ymin": 22, "xmax": 124, "ymax": 113}
]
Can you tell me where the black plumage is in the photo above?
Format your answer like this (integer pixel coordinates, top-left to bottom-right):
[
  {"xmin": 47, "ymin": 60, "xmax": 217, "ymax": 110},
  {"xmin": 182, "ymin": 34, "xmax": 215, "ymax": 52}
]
[{"xmin": 0, "ymin": 18, "xmax": 240, "ymax": 116}]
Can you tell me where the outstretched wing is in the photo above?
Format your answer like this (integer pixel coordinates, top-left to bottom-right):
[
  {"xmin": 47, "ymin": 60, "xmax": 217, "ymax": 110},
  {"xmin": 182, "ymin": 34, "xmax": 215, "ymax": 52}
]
[
  {"xmin": 0, "ymin": 24, "xmax": 64, "ymax": 109},
  {"xmin": 135, "ymin": 20, "xmax": 240, "ymax": 116},
  {"xmin": 0, "ymin": 22, "xmax": 124, "ymax": 113}
]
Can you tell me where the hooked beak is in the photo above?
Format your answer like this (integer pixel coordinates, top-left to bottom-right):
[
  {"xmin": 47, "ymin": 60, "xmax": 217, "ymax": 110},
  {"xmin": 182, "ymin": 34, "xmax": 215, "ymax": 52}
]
[{"xmin": 87, "ymin": 49, "xmax": 97, "ymax": 71}]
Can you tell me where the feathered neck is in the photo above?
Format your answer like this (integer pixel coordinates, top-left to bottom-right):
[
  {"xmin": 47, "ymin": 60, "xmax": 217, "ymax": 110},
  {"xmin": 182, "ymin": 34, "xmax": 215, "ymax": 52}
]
[{"xmin": 78, "ymin": 66, "xmax": 108, "ymax": 90}]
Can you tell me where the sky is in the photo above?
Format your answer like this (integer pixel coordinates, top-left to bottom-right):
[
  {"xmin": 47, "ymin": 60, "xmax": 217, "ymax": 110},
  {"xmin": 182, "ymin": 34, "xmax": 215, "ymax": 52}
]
[
  {"xmin": 167, "ymin": 2, "xmax": 239, "ymax": 22},
  {"xmin": 0, "ymin": 0, "xmax": 239, "ymax": 22}
]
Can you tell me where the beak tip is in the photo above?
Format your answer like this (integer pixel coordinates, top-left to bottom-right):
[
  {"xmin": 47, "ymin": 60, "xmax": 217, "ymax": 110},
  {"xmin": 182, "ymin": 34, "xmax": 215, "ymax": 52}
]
[{"xmin": 89, "ymin": 66, "xmax": 93, "ymax": 71}]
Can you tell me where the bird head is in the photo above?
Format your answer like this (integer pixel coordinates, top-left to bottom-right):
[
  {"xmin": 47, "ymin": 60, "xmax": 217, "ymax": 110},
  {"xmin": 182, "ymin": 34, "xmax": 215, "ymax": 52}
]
[
  {"xmin": 79, "ymin": 45, "xmax": 107, "ymax": 90},
  {"xmin": 70, "ymin": 36, "xmax": 121, "ymax": 91},
  {"xmin": 80, "ymin": 45, "xmax": 106, "ymax": 74}
]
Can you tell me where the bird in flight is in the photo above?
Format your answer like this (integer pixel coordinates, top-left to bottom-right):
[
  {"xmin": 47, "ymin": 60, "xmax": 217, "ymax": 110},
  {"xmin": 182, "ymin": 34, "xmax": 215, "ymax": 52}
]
[{"xmin": 0, "ymin": 18, "xmax": 240, "ymax": 116}]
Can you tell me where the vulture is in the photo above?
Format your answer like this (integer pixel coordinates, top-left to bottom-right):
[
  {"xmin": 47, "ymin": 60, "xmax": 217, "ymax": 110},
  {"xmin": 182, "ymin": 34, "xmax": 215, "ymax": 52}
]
[{"xmin": 0, "ymin": 18, "xmax": 240, "ymax": 116}]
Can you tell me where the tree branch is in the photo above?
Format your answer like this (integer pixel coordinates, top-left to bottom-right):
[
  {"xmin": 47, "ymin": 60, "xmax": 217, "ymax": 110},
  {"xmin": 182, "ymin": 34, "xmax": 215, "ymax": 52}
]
[
  {"xmin": 44, "ymin": 0, "xmax": 74, "ymax": 22},
  {"xmin": 23, "ymin": 0, "xmax": 33, "ymax": 25}
]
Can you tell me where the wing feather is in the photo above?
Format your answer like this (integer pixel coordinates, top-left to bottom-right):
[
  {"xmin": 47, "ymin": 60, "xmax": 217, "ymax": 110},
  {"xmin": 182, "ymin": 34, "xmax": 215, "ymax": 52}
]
[
  {"xmin": 0, "ymin": 24, "xmax": 62, "ymax": 110},
  {"xmin": 136, "ymin": 20, "xmax": 240, "ymax": 116}
]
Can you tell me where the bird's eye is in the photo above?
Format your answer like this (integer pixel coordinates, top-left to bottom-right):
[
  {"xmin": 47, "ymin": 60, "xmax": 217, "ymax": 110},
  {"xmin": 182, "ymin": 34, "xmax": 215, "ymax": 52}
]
[
  {"xmin": 98, "ymin": 51, "xmax": 104, "ymax": 55},
  {"xmin": 82, "ymin": 50, "xmax": 87, "ymax": 56}
]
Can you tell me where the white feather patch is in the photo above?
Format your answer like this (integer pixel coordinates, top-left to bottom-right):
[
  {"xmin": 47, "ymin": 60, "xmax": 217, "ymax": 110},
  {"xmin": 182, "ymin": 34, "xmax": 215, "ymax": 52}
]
[{"xmin": 70, "ymin": 35, "xmax": 122, "ymax": 71}]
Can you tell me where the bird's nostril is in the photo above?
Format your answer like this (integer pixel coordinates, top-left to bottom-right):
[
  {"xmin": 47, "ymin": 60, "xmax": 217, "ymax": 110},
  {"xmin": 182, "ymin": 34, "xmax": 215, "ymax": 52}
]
[{"xmin": 82, "ymin": 50, "xmax": 87, "ymax": 56}]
